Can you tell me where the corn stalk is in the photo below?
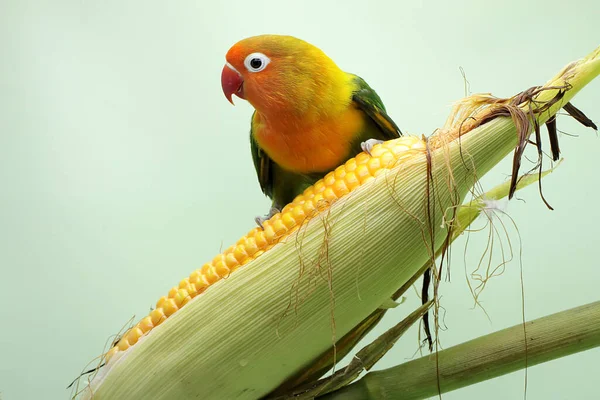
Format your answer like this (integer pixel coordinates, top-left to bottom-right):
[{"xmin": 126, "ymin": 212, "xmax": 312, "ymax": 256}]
[
  {"xmin": 79, "ymin": 46, "xmax": 600, "ymax": 400},
  {"xmin": 320, "ymin": 300, "xmax": 600, "ymax": 400}
]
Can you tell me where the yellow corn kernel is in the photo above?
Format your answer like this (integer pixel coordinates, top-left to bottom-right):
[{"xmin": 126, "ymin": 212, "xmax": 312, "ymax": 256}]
[
  {"xmin": 126, "ymin": 327, "xmax": 144, "ymax": 346},
  {"xmin": 197, "ymin": 273, "xmax": 210, "ymax": 287},
  {"xmin": 150, "ymin": 308, "xmax": 166, "ymax": 326},
  {"xmin": 174, "ymin": 289, "xmax": 191, "ymax": 308},
  {"xmin": 355, "ymin": 152, "xmax": 370, "ymax": 165},
  {"xmin": 367, "ymin": 157, "xmax": 382, "ymax": 175},
  {"xmin": 243, "ymin": 237, "xmax": 259, "ymax": 257},
  {"xmin": 282, "ymin": 212, "xmax": 297, "ymax": 230},
  {"xmin": 139, "ymin": 316, "xmax": 154, "ymax": 333},
  {"xmin": 303, "ymin": 200, "xmax": 316, "ymax": 215},
  {"xmin": 204, "ymin": 267, "xmax": 220, "ymax": 284},
  {"xmin": 211, "ymin": 254, "xmax": 224, "ymax": 267},
  {"xmin": 117, "ymin": 338, "xmax": 130, "ymax": 351},
  {"xmin": 272, "ymin": 219, "xmax": 287, "ymax": 236},
  {"xmin": 333, "ymin": 165, "xmax": 346, "ymax": 180},
  {"xmin": 255, "ymin": 230, "xmax": 268, "ymax": 248},
  {"xmin": 323, "ymin": 173, "xmax": 336, "ymax": 187},
  {"xmin": 189, "ymin": 270, "xmax": 202, "ymax": 284},
  {"xmin": 313, "ymin": 180, "xmax": 326, "ymax": 194},
  {"xmin": 263, "ymin": 224, "xmax": 277, "ymax": 242},
  {"xmin": 187, "ymin": 283, "xmax": 200, "ymax": 298},
  {"xmin": 233, "ymin": 244, "xmax": 248, "ymax": 264},
  {"xmin": 344, "ymin": 158, "xmax": 357, "ymax": 172},
  {"xmin": 292, "ymin": 205, "xmax": 306, "ymax": 221},
  {"xmin": 380, "ymin": 151, "xmax": 395, "ymax": 167},
  {"xmin": 344, "ymin": 171, "xmax": 360, "ymax": 191},
  {"xmin": 246, "ymin": 228, "xmax": 261, "ymax": 242},
  {"xmin": 369, "ymin": 143, "xmax": 386, "ymax": 157},
  {"xmin": 224, "ymin": 253, "xmax": 239, "ymax": 269},
  {"xmin": 194, "ymin": 280, "xmax": 208, "ymax": 293},
  {"xmin": 199, "ymin": 263, "xmax": 211, "ymax": 275},
  {"xmin": 162, "ymin": 298, "xmax": 178, "ymax": 317},
  {"xmin": 323, "ymin": 187, "xmax": 337, "ymax": 202},
  {"xmin": 179, "ymin": 282, "xmax": 195, "ymax": 297},
  {"xmin": 156, "ymin": 296, "xmax": 168, "ymax": 309},
  {"xmin": 355, "ymin": 164, "xmax": 371, "ymax": 182},
  {"xmin": 178, "ymin": 278, "xmax": 190, "ymax": 289},
  {"xmin": 281, "ymin": 203, "xmax": 294, "ymax": 215},
  {"xmin": 214, "ymin": 260, "xmax": 230, "ymax": 277},
  {"xmin": 104, "ymin": 137, "xmax": 426, "ymax": 363},
  {"xmin": 302, "ymin": 186, "xmax": 314, "ymax": 199},
  {"xmin": 332, "ymin": 179, "xmax": 349, "ymax": 197},
  {"xmin": 313, "ymin": 192, "xmax": 324, "ymax": 204}
]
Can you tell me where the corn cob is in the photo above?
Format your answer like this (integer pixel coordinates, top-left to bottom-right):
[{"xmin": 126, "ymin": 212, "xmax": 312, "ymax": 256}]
[{"xmin": 104, "ymin": 136, "xmax": 426, "ymax": 363}]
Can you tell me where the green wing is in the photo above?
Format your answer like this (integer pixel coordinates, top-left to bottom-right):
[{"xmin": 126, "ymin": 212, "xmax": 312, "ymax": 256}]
[
  {"xmin": 249, "ymin": 79, "xmax": 402, "ymax": 207},
  {"xmin": 351, "ymin": 75, "xmax": 402, "ymax": 140},
  {"xmin": 250, "ymin": 112, "xmax": 274, "ymax": 199}
]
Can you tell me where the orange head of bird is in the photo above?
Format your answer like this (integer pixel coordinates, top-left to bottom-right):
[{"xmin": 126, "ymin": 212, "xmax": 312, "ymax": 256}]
[{"xmin": 221, "ymin": 35, "xmax": 344, "ymax": 115}]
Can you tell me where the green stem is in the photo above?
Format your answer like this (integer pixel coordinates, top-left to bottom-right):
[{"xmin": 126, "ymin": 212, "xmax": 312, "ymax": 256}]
[{"xmin": 320, "ymin": 301, "xmax": 600, "ymax": 400}]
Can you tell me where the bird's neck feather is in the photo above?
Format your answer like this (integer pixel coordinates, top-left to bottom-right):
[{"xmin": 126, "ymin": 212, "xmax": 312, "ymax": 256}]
[{"xmin": 254, "ymin": 69, "xmax": 353, "ymax": 126}]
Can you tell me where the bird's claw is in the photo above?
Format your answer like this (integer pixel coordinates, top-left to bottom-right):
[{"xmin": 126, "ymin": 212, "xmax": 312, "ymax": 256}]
[
  {"xmin": 361, "ymin": 139, "xmax": 384, "ymax": 156},
  {"xmin": 255, "ymin": 207, "xmax": 281, "ymax": 228}
]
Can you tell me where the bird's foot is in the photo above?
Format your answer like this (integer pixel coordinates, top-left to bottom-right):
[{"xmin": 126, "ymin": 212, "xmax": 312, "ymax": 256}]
[
  {"xmin": 255, "ymin": 207, "xmax": 281, "ymax": 228},
  {"xmin": 361, "ymin": 139, "xmax": 384, "ymax": 156}
]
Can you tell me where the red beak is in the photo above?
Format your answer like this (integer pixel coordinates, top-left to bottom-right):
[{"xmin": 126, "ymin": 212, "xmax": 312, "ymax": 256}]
[{"xmin": 221, "ymin": 63, "xmax": 244, "ymax": 105}]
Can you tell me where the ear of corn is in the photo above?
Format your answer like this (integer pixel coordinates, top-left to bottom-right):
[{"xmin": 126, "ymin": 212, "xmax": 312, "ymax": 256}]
[
  {"xmin": 103, "ymin": 136, "xmax": 428, "ymax": 363},
  {"xmin": 81, "ymin": 47, "xmax": 600, "ymax": 400}
]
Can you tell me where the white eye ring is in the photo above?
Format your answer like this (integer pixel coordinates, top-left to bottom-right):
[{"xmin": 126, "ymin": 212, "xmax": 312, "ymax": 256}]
[{"xmin": 243, "ymin": 52, "xmax": 270, "ymax": 73}]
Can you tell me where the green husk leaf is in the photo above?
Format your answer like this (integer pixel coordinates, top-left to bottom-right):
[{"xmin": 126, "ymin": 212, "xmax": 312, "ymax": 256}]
[
  {"xmin": 273, "ymin": 161, "xmax": 560, "ymax": 399},
  {"xmin": 319, "ymin": 300, "xmax": 600, "ymax": 400}
]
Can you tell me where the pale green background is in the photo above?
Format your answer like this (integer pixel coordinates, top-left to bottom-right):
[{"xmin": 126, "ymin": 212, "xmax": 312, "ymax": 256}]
[{"xmin": 1, "ymin": 0, "xmax": 599, "ymax": 399}]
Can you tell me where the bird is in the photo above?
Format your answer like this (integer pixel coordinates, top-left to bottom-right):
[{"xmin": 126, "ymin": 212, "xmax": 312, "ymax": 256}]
[{"xmin": 221, "ymin": 35, "xmax": 402, "ymax": 226}]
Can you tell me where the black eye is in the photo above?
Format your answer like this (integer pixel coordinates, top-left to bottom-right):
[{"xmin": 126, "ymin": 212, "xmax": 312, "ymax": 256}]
[
  {"xmin": 250, "ymin": 58, "xmax": 262, "ymax": 69},
  {"xmin": 244, "ymin": 53, "xmax": 270, "ymax": 72}
]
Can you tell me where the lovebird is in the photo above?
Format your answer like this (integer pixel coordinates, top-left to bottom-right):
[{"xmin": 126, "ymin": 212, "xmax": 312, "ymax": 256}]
[{"xmin": 221, "ymin": 35, "xmax": 402, "ymax": 225}]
